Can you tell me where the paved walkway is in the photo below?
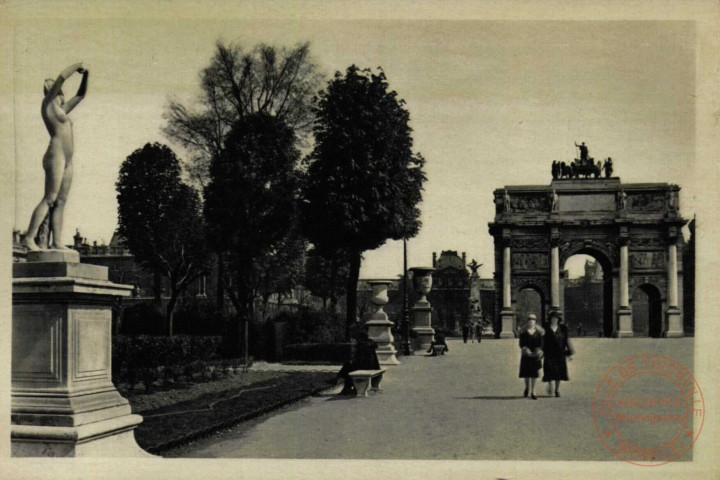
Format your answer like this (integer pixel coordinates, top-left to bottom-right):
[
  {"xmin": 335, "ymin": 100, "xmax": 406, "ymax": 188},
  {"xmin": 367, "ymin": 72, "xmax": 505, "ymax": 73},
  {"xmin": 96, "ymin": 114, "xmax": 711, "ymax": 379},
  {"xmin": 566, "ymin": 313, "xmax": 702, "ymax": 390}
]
[{"xmin": 168, "ymin": 337, "xmax": 694, "ymax": 460}]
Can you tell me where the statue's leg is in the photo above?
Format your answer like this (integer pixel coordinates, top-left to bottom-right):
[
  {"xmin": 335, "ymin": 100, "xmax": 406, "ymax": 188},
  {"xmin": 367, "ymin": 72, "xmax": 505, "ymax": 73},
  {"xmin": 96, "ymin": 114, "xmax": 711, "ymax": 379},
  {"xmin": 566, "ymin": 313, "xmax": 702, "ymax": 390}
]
[
  {"xmin": 49, "ymin": 162, "xmax": 73, "ymax": 249},
  {"xmin": 24, "ymin": 152, "xmax": 64, "ymax": 251}
]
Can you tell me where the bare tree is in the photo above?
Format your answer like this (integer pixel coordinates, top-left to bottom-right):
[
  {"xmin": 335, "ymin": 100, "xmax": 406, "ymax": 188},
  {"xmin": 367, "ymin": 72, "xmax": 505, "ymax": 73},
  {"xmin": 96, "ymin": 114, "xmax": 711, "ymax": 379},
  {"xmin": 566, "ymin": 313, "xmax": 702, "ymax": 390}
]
[{"xmin": 163, "ymin": 41, "xmax": 323, "ymax": 187}]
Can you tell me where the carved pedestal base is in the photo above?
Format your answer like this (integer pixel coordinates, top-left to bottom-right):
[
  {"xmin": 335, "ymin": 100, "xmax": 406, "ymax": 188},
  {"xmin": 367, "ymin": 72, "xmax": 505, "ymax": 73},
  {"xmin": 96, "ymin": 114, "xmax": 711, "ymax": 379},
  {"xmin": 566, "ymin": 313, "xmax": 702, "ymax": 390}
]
[
  {"xmin": 500, "ymin": 309, "xmax": 515, "ymax": 339},
  {"xmin": 411, "ymin": 303, "xmax": 435, "ymax": 351},
  {"xmin": 12, "ymin": 257, "xmax": 150, "ymax": 457},
  {"xmin": 365, "ymin": 315, "xmax": 400, "ymax": 366},
  {"xmin": 615, "ymin": 308, "xmax": 633, "ymax": 338},
  {"xmin": 666, "ymin": 308, "xmax": 684, "ymax": 338},
  {"xmin": 12, "ymin": 414, "xmax": 147, "ymax": 457}
]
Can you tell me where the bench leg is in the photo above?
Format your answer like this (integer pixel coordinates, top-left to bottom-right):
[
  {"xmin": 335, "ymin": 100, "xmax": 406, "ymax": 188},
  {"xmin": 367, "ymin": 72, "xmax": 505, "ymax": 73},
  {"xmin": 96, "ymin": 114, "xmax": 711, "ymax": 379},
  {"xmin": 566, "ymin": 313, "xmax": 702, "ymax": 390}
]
[
  {"xmin": 352, "ymin": 378, "xmax": 371, "ymax": 397},
  {"xmin": 370, "ymin": 374, "xmax": 383, "ymax": 392}
]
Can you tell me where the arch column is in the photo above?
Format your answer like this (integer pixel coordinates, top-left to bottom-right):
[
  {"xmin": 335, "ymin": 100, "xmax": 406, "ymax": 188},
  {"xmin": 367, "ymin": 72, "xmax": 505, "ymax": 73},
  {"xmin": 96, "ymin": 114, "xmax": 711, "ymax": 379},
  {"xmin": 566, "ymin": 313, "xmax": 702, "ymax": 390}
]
[
  {"xmin": 549, "ymin": 237, "xmax": 561, "ymax": 320},
  {"xmin": 499, "ymin": 240, "xmax": 515, "ymax": 338},
  {"xmin": 666, "ymin": 239, "xmax": 683, "ymax": 337},
  {"xmin": 616, "ymin": 236, "xmax": 633, "ymax": 337}
]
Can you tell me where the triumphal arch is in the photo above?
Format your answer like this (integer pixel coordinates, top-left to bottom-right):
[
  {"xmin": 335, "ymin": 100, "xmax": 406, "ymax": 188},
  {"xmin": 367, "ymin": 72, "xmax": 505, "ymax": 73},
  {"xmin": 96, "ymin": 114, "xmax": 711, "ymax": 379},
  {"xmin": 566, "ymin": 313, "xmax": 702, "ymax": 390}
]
[{"xmin": 488, "ymin": 164, "xmax": 687, "ymax": 338}]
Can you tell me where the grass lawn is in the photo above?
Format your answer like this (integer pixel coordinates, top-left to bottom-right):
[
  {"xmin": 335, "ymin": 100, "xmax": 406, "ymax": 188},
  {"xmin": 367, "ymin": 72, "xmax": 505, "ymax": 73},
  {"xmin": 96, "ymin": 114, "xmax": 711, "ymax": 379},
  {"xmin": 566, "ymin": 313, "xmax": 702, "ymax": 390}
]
[{"xmin": 122, "ymin": 370, "xmax": 337, "ymax": 454}]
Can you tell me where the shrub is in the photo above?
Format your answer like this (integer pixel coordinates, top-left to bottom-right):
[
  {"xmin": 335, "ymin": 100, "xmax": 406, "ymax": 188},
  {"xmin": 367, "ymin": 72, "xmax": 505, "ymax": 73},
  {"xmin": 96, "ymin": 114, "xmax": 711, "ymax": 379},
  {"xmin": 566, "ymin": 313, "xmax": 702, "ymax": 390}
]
[
  {"xmin": 112, "ymin": 335, "xmax": 224, "ymax": 389},
  {"xmin": 274, "ymin": 308, "xmax": 345, "ymax": 345},
  {"xmin": 173, "ymin": 300, "xmax": 225, "ymax": 335},
  {"xmin": 120, "ymin": 303, "xmax": 165, "ymax": 335}
]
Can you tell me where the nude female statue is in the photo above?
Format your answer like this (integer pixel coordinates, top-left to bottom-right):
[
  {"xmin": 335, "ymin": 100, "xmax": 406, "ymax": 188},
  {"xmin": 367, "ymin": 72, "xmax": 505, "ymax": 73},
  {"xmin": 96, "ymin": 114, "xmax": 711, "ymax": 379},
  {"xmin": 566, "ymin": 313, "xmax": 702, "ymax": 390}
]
[{"xmin": 23, "ymin": 63, "xmax": 89, "ymax": 251}]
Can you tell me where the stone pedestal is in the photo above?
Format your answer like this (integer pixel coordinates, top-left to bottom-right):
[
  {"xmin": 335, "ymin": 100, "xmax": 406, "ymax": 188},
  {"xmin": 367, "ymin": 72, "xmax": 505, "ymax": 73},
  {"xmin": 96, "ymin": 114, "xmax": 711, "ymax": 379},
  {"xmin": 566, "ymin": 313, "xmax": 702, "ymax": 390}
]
[
  {"xmin": 11, "ymin": 251, "xmax": 150, "ymax": 457},
  {"xmin": 411, "ymin": 302, "xmax": 435, "ymax": 351},
  {"xmin": 666, "ymin": 307, "xmax": 684, "ymax": 338},
  {"xmin": 499, "ymin": 309, "xmax": 515, "ymax": 338},
  {"xmin": 365, "ymin": 281, "xmax": 399, "ymax": 365},
  {"xmin": 366, "ymin": 317, "xmax": 400, "ymax": 365},
  {"xmin": 615, "ymin": 307, "xmax": 633, "ymax": 338}
]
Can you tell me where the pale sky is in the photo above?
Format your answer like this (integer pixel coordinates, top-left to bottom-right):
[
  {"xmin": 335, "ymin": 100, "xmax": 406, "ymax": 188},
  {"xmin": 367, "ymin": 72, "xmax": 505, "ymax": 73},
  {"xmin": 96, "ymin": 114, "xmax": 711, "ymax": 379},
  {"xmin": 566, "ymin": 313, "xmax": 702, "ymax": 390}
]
[{"xmin": 12, "ymin": 19, "xmax": 696, "ymax": 279}]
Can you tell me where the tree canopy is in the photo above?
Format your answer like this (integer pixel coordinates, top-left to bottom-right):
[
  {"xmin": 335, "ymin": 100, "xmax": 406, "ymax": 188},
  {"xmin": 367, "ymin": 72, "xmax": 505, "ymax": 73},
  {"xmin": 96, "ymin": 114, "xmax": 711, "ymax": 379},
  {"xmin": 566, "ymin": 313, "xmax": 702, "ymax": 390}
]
[
  {"xmin": 301, "ymin": 65, "xmax": 426, "ymax": 338},
  {"xmin": 204, "ymin": 112, "xmax": 301, "ymax": 354},
  {"xmin": 116, "ymin": 143, "xmax": 209, "ymax": 335},
  {"xmin": 164, "ymin": 41, "xmax": 323, "ymax": 187}
]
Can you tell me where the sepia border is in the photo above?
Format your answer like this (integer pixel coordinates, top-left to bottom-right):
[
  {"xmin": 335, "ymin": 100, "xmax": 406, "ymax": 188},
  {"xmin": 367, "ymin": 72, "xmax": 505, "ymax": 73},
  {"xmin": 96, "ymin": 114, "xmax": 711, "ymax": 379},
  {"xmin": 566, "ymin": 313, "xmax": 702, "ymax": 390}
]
[{"xmin": 0, "ymin": 1, "xmax": 718, "ymax": 479}]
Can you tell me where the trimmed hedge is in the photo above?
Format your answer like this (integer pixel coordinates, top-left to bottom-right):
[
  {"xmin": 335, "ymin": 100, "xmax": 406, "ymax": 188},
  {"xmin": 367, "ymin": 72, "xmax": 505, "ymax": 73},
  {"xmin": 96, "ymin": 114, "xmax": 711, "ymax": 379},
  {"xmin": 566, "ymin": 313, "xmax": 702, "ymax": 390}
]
[
  {"xmin": 274, "ymin": 308, "xmax": 345, "ymax": 345},
  {"xmin": 112, "ymin": 335, "xmax": 225, "ymax": 390},
  {"xmin": 282, "ymin": 343, "xmax": 354, "ymax": 364}
]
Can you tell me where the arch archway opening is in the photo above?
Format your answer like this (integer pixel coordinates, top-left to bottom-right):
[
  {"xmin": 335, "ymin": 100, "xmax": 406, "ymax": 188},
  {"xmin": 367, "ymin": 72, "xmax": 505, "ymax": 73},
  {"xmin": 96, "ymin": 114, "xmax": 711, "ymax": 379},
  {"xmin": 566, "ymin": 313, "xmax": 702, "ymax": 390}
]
[
  {"xmin": 515, "ymin": 286, "xmax": 545, "ymax": 334},
  {"xmin": 562, "ymin": 252, "xmax": 612, "ymax": 337},
  {"xmin": 632, "ymin": 283, "xmax": 663, "ymax": 338}
]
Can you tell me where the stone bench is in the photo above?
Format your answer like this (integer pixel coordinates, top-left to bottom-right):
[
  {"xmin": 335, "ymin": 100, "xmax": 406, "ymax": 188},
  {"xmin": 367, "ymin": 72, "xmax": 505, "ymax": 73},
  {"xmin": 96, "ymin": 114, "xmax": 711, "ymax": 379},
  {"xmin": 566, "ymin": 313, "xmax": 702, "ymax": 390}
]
[
  {"xmin": 348, "ymin": 369, "xmax": 387, "ymax": 397},
  {"xmin": 429, "ymin": 344, "xmax": 447, "ymax": 356}
]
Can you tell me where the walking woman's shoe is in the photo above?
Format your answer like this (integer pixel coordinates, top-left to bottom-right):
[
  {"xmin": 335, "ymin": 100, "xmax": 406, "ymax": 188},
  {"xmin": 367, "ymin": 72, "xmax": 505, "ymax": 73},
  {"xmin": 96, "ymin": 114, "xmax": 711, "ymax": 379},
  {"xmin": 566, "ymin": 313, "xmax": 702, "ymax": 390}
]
[
  {"xmin": 531, "ymin": 394, "xmax": 537, "ymax": 400},
  {"xmin": 523, "ymin": 387, "xmax": 529, "ymax": 398},
  {"xmin": 555, "ymin": 391, "xmax": 560, "ymax": 397}
]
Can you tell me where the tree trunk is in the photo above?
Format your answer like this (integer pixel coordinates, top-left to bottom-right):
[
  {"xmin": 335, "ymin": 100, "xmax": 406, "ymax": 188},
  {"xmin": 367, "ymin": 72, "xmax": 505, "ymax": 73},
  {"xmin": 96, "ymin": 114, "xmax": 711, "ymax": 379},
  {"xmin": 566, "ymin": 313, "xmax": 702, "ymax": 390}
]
[
  {"xmin": 216, "ymin": 250, "xmax": 225, "ymax": 310},
  {"xmin": 233, "ymin": 255, "xmax": 255, "ymax": 359},
  {"xmin": 345, "ymin": 248, "xmax": 362, "ymax": 341},
  {"xmin": 166, "ymin": 289, "xmax": 180, "ymax": 337},
  {"xmin": 225, "ymin": 287, "xmax": 244, "ymax": 357},
  {"xmin": 153, "ymin": 267, "xmax": 162, "ymax": 305},
  {"xmin": 329, "ymin": 256, "xmax": 338, "ymax": 313}
]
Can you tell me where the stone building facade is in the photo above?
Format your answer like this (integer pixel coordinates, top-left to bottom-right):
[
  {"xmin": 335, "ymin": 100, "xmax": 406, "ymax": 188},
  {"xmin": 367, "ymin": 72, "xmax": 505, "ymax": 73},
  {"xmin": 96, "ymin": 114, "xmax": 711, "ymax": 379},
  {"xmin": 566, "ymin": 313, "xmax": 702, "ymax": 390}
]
[{"xmin": 429, "ymin": 250, "xmax": 470, "ymax": 332}]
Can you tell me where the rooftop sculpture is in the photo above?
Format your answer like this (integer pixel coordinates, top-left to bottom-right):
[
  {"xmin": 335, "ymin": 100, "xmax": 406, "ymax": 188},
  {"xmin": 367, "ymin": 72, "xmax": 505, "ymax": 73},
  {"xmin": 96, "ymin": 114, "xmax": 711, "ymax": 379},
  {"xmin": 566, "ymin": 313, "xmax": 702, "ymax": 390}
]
[{"xmin": 551, "ymin": 143, "xmax": 614, "ymax": 180}]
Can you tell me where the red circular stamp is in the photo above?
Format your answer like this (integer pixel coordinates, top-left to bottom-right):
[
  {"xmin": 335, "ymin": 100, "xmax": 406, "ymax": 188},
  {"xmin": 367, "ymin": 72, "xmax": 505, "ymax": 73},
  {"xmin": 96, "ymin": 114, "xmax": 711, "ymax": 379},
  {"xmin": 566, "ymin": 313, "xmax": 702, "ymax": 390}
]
[{"xmin": 593, "ymin": 354, "xmax": 705, "ymax": 466}]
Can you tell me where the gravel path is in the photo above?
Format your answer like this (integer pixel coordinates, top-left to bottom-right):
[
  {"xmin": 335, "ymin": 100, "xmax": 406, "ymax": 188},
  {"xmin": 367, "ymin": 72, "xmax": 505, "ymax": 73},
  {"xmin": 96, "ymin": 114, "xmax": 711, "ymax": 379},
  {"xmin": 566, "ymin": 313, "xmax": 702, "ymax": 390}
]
[{"xmin": 168, "ymin": 337, "xmax": 694, "ymax": 460}]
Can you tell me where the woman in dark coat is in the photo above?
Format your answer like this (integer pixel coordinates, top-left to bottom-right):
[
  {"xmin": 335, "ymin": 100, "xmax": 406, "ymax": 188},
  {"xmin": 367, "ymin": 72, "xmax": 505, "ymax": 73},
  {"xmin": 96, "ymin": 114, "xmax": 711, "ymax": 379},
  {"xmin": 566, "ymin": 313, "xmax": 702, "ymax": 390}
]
[
  {"xmin": 542, "ymin": 311, "xmax": 573, "ymax": 397},
  {"xmin": 519, "ymin": 314, "xmax": 544, "ymax": 400}
]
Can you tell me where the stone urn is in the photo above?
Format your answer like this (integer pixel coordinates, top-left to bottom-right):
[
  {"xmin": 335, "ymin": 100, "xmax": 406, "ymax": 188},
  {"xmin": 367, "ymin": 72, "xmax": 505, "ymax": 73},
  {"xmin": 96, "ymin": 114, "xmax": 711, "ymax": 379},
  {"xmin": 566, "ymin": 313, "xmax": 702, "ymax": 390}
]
[
  {"xmin": 364, "ymin": 281, "xmax": 400, "ymax": 365},
  {"xmin": 411, "ymin": 267, "xmax": 434, "ymax": 305},
  {"xmin": 409, "ymin": 267, "xmax": 435, "ymax": 351}
]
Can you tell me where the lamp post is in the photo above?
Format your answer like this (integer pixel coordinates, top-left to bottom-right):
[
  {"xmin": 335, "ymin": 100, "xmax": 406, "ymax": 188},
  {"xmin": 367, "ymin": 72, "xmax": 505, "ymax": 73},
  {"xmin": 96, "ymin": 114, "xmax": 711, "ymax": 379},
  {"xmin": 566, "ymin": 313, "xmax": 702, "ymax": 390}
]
[{"xmin": 401, "ymin": 238, "xmax": 412, "ymax": 355}]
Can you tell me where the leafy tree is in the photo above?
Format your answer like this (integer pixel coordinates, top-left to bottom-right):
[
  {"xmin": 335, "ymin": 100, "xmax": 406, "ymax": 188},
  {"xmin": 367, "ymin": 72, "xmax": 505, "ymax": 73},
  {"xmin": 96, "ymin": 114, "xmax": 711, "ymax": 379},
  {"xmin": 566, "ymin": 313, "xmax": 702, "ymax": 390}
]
[
  {"xmin": 116, "ymin": 143, "xmax": 209, "ymax": 336},
  {"xmin": 301, "ymin": 66, "xmax": 426, "ymax": 340},
  {"xmin": 255, "ymin": 220, "xmax": 308, "ymax": 318},
  {"xmin": 164, "ymin": 41, "xmax": 323, "ymax": 187},
  {"xmin": 164, "ymin": 40, "xmax": 322, "ymax": 312},
  {"xmin": 204, "ymin": 112, "xmax": 300, "ymax": 357},
  {"xmin": 302, "ymin": 246, "xmax": 349, "ymax": 311}
]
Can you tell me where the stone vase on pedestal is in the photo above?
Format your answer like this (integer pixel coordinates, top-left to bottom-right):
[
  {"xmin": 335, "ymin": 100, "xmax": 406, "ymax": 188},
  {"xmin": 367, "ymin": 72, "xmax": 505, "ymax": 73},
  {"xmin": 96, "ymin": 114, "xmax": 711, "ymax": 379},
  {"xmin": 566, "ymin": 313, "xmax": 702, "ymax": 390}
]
[
  {"xmin": 11, "ymin": 250, "xmax": 151, "ymax": 457},
  {"xmin": 364, "ymin": 281, "xmax": 400, "ymax": 366},
  {"xmin": 409, "ymin": 267, "xmax": 435, "ymax": 351}
]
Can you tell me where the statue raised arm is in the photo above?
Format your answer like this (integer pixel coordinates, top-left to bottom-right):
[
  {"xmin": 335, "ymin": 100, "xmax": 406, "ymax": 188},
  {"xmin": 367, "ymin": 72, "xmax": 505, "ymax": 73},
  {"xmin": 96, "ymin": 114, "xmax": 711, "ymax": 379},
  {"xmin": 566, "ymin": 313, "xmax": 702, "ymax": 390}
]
[
  {"xmin": 575, "ymin": 141, "xmax": 588, "ymax": 164},
  {"xmin": 23, "ymin": 62, "xmax": 89, "ymax": 251}
]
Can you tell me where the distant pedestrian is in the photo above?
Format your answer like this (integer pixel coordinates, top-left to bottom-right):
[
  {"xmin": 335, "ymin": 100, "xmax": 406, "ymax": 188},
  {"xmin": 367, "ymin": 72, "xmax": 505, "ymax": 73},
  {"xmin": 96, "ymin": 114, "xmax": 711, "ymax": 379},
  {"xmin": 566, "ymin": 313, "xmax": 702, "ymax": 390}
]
[
  {"xmin": 475, "ymin": 322, "xmax": 483, "ymax": 344},
  {"xmin": 543, "ymin": 312, "xmax": 573, "ymax": 397},
  {"xmin": 519, "ymin": 314, "xmax": 544, "ymax": 400},
  {"xmin": 462, "ymin": 321, "xmax": 470, "ymax": 343}
]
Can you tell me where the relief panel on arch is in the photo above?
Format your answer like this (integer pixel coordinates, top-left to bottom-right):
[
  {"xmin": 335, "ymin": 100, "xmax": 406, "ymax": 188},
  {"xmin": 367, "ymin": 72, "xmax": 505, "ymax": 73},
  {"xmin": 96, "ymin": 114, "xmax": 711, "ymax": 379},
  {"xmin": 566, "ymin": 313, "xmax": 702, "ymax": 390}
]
[{"xmin": 511, "ymin": 253, "xmax": 549, "ymax": 271}]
